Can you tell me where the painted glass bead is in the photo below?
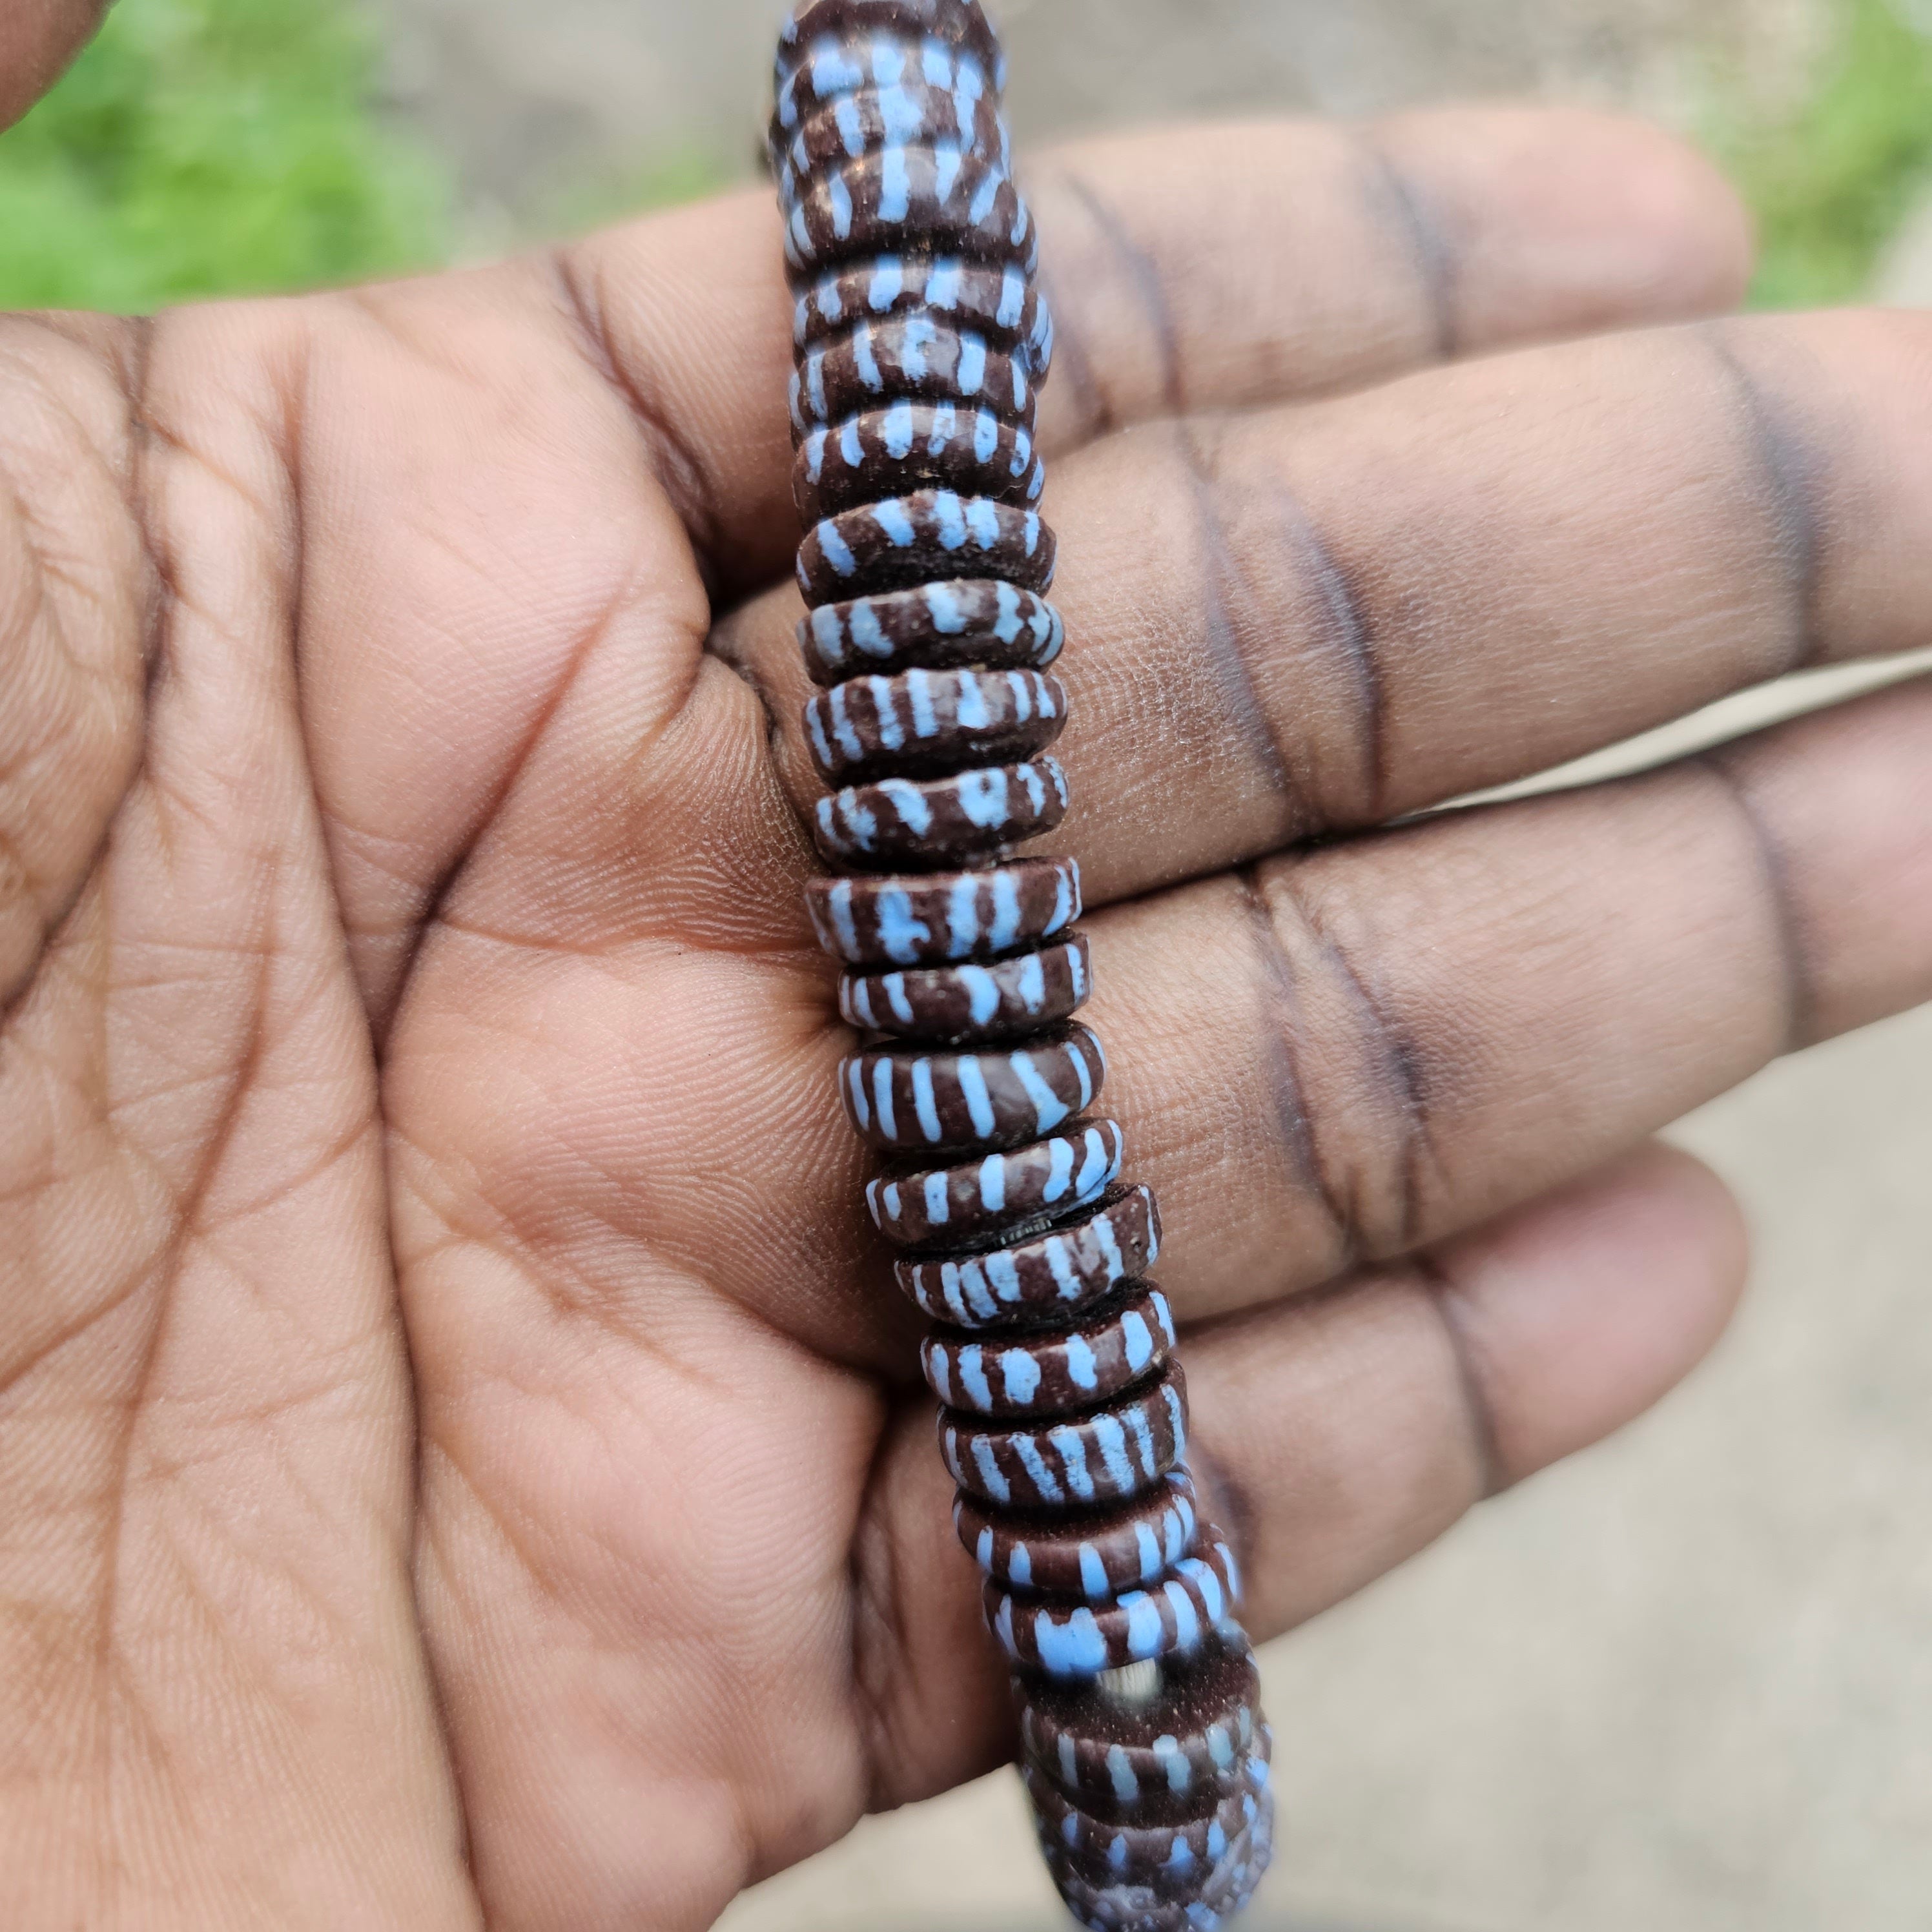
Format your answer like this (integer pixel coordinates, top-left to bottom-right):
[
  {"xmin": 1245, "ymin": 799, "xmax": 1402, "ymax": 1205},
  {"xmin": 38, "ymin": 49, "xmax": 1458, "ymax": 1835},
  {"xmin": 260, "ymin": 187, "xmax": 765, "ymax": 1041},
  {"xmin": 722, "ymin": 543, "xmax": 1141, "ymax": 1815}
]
[
  {"xmin": 805, "ymin": 856, "xmax": 1081, "ymax": 967},
  {"xmin": 941, "ymin": 1362, "xmax": 1189, "ymax": 1510},
  {"xmin": 873, "ymin": 1116, "xmax": 1122, "ymax": 1249},
  {"xmin": 838, "ymin": 1019, "xmax": 1103, "ymax": 1154},
  {"xmin": 793, "ymin": 259, "xmax": 1052, "ymax": 376},
  {"xmin": 923, "ymin": 1279, "xmax": 1173, "ymax": 1417},
  {"xmin": 896, "ymin": 1182, "xmax": 1160, "ymax": 1328},
  {"xmin": 988, "ymin": 1534, "xmax": 1243, "ymax": 1676},
  {"xmin": 841, "ymin": 932, "xmax": 1091, "ymax": 1043},
  {"xmin": 798, "ymin": 577, "xmax": 1064, "ymax": 686},
  {"xmin": 959, "ymin": 1466, "xmax": 1197, "ymax": 1599},
  {"xmin": 803, "ymin": 666, "xmax": 1065, "ymax": 785},
  {"xmin": 797, "ymin": 490, "xmax": 1053, "ymax": 604},
  {"xmin": 790, "ymin": 319, "xmax": 1037, "ymax": 438},
  {"xmin": 1017, "ymin": 1622, "xmax": 1263, "ymax": 1807}
]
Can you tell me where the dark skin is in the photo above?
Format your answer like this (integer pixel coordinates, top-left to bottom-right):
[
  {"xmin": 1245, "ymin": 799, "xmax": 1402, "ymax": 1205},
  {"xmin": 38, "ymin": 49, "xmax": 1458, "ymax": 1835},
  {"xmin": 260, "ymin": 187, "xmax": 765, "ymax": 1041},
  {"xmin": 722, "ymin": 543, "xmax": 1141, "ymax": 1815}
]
[{"xmin": 4, "ymin": 6, "xmax": 1931, "ymax": 1927}]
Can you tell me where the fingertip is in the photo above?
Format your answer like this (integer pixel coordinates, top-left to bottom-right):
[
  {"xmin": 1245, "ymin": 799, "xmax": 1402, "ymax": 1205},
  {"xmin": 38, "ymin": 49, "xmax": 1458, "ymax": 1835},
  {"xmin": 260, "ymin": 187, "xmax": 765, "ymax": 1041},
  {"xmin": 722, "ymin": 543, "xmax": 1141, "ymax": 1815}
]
[
  {"xmin": 1432, "ymin": 1140, "xmax": 1750, "ymax": 1484},
  {"xmin": 1374, "ymin": 104, "xmax": 1756, "ymax": 345},
  {"xmin": 1572, "ymin": 115, "xmax": 1758, "ymax": 318}
]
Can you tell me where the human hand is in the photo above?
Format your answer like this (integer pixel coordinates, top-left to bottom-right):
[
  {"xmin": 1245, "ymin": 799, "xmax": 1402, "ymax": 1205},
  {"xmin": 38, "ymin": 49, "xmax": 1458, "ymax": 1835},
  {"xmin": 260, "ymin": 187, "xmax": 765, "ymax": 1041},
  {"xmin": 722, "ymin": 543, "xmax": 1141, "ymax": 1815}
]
[{"xmin": 3, "ymin": 30, "xmax": 1930, "ymax": 1928}]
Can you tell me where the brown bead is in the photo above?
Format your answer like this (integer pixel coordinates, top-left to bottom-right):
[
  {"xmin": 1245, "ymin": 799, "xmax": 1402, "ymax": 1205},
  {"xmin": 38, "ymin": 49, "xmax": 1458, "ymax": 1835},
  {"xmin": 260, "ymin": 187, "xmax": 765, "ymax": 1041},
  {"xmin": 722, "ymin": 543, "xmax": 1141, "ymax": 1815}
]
[
  {"xmin": 874, "ymin": 1117, "xmax": 1122, "ymax": 1250},
  {"xmin": 898, "ymin": 1181, "xmax": 1160, "ymax": 1328},
  {"xmin": 815, "ymin": 752, "xmax": 1067, "ymax": 867},
  {"xmin": 960, "ymin": 1468, "xmax": 1197, "ymax": 1599},
  {"xmin": 775, "ymin": 0, "xmax": 1007, "ymax": 84},
  {"xmin": 772, "ymin": 4, "xmax": 1007, "ymax": 155},
  {"xmin": 988, "ymin": 1532, "xmax": 1241, "ymax": 1678},
  {"xmin": 793, "ymin": 260, "xmax": 1053, "ymax": 376},
  {"xmin": 799, "ymin": 491, "xmax": 1053, "ymax": 606},
  {"xmin": 790, "ymin": 318, "xmax": 1037, "ymax": 439},
  {"xmin": 924, "ymin": 1277, "xmax": 1171, "ymax": 1419},
  {"xmin": 805, "ymin": 666, "xmax": 1064, "ymax": 785},
  {"xmin": 1026, "ymin": 1754, "xmax": 1268, "ymax": 1893},
  {"xmin": 839, "ymin": 1020, "xmax": 1103, "ymax": 1155},
  {"xmin": 805, "ymin": 856, "xmax": 1081, "ymax": 968},
  {"xmin": 1046, "ymin": 1794, "xmax": 1275, "ymax": 1932},
  {"xmin": 941, "ymin": 1362, "xmax": 1188, "ymax": 1510},
  {"xmin": 783, "ymin": 149, "xmax": 1036, "ymax": 279},
  {"xmin": 1017, "ymin": 1621, "xmax": 1262, "ymax": 1811},
  {"xmin": 776, "ymin": 84, "xmax": 1009, "ymax": 205},
  {"xmin": 799, "ymin": 577, "xmax": 1062, "ymax": 686},
  {"xmin": 794, "ymin": 402, "xmax": 1042, "ymax": 523},
  {"xmin": 841, "ymin": 934, "xmax": 1091, "ymax": 1044}
]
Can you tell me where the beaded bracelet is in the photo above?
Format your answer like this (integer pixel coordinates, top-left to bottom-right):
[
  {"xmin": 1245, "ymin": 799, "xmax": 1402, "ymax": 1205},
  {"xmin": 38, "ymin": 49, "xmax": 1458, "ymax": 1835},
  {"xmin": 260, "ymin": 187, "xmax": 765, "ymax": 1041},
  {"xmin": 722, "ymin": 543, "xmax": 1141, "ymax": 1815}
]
[{"xmin": 770, "ymin": 6, "xmax": 1275, "ymax": 1925}]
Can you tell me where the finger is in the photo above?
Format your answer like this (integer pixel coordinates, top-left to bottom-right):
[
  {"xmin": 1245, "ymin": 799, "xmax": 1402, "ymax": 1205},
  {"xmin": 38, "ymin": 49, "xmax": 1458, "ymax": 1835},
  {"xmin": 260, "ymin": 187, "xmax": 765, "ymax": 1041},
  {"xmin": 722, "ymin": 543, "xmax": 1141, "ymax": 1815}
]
[
  {"xmin": 732, "ymin": 307, "xmax": 1932, "ymax": 907},
  {"xmin": 1091, "ymin": 673, "xmax": 1932, "ymax": 1317},
  {"xmin": 856, "ymin": 1142, "xmax": 1745, "ymax": 1807},
  {"xmin": 559, "ymin": 107, "xmax": 1749, "ymax": 591},
  {"xmin": 0, "ymin": 0, "xmax": 107, "ymax": 130},
  {"xmin": 0, "ymin": 316, "xmax": 147, "ymax": 1011},
  {"xmin": 610, "ymin": 668, "xmax": 1928, "ymax": 1381}
]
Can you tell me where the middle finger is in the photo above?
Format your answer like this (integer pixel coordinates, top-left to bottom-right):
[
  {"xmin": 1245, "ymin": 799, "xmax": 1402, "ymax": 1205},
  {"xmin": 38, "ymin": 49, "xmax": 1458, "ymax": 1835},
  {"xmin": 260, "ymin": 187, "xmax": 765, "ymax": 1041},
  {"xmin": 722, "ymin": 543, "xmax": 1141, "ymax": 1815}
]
[{"xmin": 728, "ymin": 309, "xmax": 1932, "ymax": 903}]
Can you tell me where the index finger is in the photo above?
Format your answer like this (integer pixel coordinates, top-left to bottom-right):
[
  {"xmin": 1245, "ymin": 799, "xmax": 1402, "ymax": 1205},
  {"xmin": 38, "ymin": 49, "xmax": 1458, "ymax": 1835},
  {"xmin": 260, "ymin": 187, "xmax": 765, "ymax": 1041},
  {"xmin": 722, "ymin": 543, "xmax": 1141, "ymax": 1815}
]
[{"xmin": 551, "ymin": 106, "xmax": 1751, "ymax": 593}]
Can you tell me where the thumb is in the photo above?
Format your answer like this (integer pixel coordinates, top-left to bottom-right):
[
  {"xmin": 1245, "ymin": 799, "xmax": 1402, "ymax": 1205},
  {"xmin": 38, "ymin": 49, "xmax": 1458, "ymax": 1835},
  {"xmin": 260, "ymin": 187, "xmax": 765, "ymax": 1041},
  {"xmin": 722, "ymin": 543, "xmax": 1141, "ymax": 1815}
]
[{"xmin": 0, "ymin": 0, "xmax": 109, "ymax": 130}]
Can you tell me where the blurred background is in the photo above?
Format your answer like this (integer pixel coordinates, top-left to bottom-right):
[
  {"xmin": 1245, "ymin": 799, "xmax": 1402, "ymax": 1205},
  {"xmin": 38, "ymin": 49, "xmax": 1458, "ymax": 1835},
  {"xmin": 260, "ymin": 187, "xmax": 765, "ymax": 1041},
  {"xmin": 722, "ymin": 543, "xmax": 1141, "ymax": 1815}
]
[{"xmin": 6, "ymin": 2, "xmax": 1929, "ymax": 1928}]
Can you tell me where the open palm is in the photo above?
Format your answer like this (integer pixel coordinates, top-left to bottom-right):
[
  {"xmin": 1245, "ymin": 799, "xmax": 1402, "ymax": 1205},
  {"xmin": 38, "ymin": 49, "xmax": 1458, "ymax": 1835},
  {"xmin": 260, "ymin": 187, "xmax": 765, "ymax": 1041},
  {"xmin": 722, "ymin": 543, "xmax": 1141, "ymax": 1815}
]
[{"xmin": 5, "ymin": 71, "xmax": 1932, "ymax": 1932}]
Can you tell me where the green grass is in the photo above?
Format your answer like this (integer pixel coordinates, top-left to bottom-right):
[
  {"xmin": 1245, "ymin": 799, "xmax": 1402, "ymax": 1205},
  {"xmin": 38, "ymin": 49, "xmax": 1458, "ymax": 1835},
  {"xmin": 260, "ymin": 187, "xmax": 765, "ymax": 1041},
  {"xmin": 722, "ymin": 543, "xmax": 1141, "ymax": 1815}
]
[
  {"xmin": 0, "ymin": 0, "xmax": 449, "ymax": 312},
  {"xmin": 6, "ymin": 0, "xmax": 1932, "ymax": 316},
  {"xmin": 1718, "ymin": 0, "xmax": 1932, "ymax": 307}
]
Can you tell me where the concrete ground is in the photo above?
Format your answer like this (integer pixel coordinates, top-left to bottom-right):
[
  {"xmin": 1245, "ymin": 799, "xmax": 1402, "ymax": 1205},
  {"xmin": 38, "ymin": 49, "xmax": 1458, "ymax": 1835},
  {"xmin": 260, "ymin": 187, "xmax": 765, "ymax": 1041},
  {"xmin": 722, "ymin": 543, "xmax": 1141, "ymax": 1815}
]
[{"xmin": 365, "ymin": 4, "xmax": 1932, "ymax": 1927}]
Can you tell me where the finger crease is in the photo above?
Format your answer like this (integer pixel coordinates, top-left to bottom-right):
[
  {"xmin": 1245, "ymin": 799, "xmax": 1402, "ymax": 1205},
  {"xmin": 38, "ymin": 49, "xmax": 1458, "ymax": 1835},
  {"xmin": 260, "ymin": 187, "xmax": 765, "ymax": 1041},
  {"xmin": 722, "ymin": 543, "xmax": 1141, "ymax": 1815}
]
[
  {"xmin": 1266, "ymin": 861, "xmax": 1437, "ymax": 1254},
  {"xmin": 1058, "ymin": 170, "xmax": 1185, "ymax": 416},
  {"xmin": 1413, "ymin": 1253, "xmax": 1508, "ymax": 1499},
  {"xmin": 1703, "ymin": 325, "xmax": 1827, "ymax": 673},
  {"xmin": 544, "ymin": 243, "xmax": 727, "ymax": 598},
  {"xmin": 1353, "ymin": 129, "xmax": 1459, "ymax": 362},
  {"xmin": 704, "ymin": 624, "xmax": 788, "ymax": 755},
  {"xmin": 1174, "ymin": 425, "xmax": 1304, "ymax": 820},
  {"xmin": 1694, "ymin": 748, "xmax": 1816, "ymax": 1051},
  {"xmin": 1264, "ymin": 475, "xmax": 1389, "ymax": 823},
  {"xmin": 1233, "ymin": 864, "xmax": 1358, "ymax": 1260}
]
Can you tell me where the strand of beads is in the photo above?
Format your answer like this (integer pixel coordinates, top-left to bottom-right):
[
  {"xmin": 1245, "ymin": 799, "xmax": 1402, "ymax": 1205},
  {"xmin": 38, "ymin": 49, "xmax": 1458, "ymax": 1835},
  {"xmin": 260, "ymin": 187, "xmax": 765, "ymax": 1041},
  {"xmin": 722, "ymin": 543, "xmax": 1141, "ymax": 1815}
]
[{"xmin": 773, "ymin": 6, "xmax": 1275, "ymax": 1925}]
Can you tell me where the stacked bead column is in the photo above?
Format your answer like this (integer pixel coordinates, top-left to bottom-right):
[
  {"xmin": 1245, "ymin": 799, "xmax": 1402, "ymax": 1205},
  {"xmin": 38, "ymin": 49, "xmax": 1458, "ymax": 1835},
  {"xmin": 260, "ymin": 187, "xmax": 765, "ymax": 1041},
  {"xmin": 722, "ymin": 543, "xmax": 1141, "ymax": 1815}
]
[{"xmin": 772, "ymin": 5, "xmax": 1275, "ymax": 1926}]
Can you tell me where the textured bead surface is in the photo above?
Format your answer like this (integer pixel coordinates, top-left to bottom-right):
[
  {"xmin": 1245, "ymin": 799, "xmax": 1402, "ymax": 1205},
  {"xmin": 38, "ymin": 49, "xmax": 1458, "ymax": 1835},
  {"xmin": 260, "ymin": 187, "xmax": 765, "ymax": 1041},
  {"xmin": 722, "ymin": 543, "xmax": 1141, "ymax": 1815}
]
[
  {"xmin": 941, "ymin": 1362, "xmax": 1188, "ymax": 1508},
  {"xmin": 1027, "ymin": 1756, "xmax": 1269, "ymax": 1889},
  {"xmin": 841, "ymin": 933, "xmax": 1090, "ymax": 1043},
  {"xmin": 923, "ymin": 1279, "xmax": 1171, "ymax": 1417},
  {"xmin": 805, "ymin": 856, "xmax": 1081, "ymax": 967},
  {"xmin": 1051, "ymin": 1797, "xmax": 1275, "ymax": 1932},
  {"xmin": 782, "ymin": 150, "xmax": 1036, "ymax": 277},
  {"xmin": 839, "ymin": 1020, "xmax": 1104, "ymax": 1154},
  {"xmin": 989, "ymin": 1534, "xmax": 1242, "ymax": 1676},
  {"xmin": 799, "ymin": 577, "xmax": 1063, "ymax": 685},
  {"xmin": 960, "ymin": 1468, "xmax": 1197, "ymax": 1599},
  {"xmin": 1018, "ymin": 1623, "xmax": 1262, "ymax": 1806},
  {"xmin": 777, "ymin": 0, "xmax": 1009, "ymax": 84},
  {"xmin": 897, "ymin": 1182, "xmax": 1160, "ymax": 1328},
  {"xmin": 816, "ymin": 752, "xmax": 1068, "ymax": 866},
  {"xmin": 796, "ymin": 403, "xmax": 1043, "ymax": 522},
  {"xmin": 794, "ymin": 260, "xmax": 1052, "ymax": 373},
  {"xmin": 791, "ymin": 320, "xmax": 1036, "ymax": 436},
  {"xmin": 797, "ymin": 491, "xmax": 1053, "ymax": 603},
  {"xmin": 873, "ymin": 1116, "xmax": 1121, "ymax": 1249},
  {"xmin": 804, "ymin": 666, "xmax": 1065, "ymax": 784},
  {"xmin": 772, "ymin": 28, "xmax": 1002, "ymax": 148},
  {"xmin": 776, "ymin": 82, "xmax": 1010, "ymax": 202}
]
